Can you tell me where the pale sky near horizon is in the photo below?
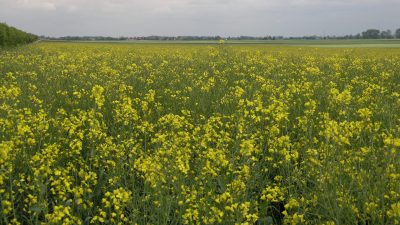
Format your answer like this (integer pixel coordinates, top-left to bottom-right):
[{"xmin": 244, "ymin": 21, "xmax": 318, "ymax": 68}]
[{"xmin": 0, "ymin": 0, "xmax": 399, "ymax": 37}]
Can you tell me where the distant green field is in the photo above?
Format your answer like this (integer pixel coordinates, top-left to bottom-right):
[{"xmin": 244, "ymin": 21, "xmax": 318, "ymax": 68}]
[{"xmin": 42, "ymin": 39, "xmax": 400, "ymax": 47}]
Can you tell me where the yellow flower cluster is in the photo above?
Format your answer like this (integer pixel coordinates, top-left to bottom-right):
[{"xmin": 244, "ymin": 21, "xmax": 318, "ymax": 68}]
[{"xmin": 0, "ymin": 42, "xmax": 399, "ymax": 224}]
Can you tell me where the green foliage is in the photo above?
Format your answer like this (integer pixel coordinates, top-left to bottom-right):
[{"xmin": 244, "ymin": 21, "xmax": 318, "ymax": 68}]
[{"xmin": 0, "ymin": 23, "xmax": 38, "ymax": 47}]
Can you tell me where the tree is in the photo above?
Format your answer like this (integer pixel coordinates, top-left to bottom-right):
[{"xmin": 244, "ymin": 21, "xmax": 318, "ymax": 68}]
[
  {"xmin": 396, "ymin": 28, "xmax": 400, "ymax": 39},
  {"xmin": 362, "ymin": 29, "xmax": 380, "ymax": 39},
  {"xmin": 0, "ymin": 23, "xmax": 38, "ymax": 47},
  {"xmin": 380, "ymin": 29, "xmax": 393, "ymax": 39},
  {"xmin": 0, "ymin": 24, "xmax": 5, "ymax": 46}
]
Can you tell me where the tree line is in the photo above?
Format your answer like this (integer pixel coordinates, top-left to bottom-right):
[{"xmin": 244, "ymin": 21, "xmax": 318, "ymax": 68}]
[
  {"xmin": 41, "ymin": 35, "xmax": 226, "ymax": 41},
  {"xmin": 0, "ymin": 23, "xmax": 38, "ymax": 47},
  {"xmin": 359, "ymin": 28, "xmax": 400, "ymax": 39},
  {"xmin": 43, "ymin": 28, "xmax": 400, "ymax": 42},
  {"xmin": 262, "ymin": 28, "xmax": 400, "ymax": 40},
  {"xmin": 4, "ymin": 25, "xmax": 400, "ymax": 43}
]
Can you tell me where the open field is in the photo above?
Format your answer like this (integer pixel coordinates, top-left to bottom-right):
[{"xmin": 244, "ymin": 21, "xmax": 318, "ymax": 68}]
[
  {"xmin": 1, "ymin": 42, "xmax": 400, "ymax": 224},
  {"xmin": 42, "ymin": 39, "xmax": 400, "ymax": 48}
]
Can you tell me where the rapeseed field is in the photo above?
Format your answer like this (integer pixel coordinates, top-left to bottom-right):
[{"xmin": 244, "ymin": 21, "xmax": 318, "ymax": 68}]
[{"xmin": 0, "ymin": 42, "xmax": 399, "ymax": 224}]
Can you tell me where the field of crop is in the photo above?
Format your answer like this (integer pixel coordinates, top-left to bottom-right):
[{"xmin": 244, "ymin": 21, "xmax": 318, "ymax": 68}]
[{"xmin": 0, "ymin": 42, "xmax": 400, "ymax": 225}]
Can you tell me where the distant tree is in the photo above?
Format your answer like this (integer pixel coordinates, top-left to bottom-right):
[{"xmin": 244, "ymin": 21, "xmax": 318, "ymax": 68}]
[
  {"xmin": 396, "ymin": 28, "xmax": 400, "ymax": 39},
  {"xmin": 362, "ymin": 29, "xmax": 380, "ymax": 39},
  {"xmin": 380, "ymin": 29, "xmax": 393, "ymax": 39}
]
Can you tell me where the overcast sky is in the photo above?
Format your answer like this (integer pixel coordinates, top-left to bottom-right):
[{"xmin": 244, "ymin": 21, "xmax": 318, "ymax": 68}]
[{"xmin": 0, "ymin": 0, "xmax": 399, "ymax": 37}]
